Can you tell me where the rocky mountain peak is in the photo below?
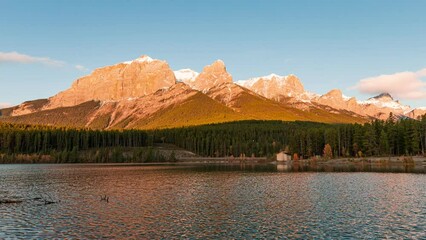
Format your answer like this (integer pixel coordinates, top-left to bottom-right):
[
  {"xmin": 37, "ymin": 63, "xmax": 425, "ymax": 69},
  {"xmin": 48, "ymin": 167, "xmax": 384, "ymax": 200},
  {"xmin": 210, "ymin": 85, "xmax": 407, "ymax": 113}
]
[
  {"xmin": 235, "ymin": 73, "xmax": 305, "ymax": 100},
  {"xmin": 207, "ymin": 60, "xmax": 229, "ymax": 74},
  {"xmin": 185, "ymin": 60, "xmax": 233, "ymax": 92},
  {"xmin": 370, "ymin": 93, "xmax": 394, "ymax": 102},
  {"xmin": 122, "ymin": 55, "xmax": 157, "ymax": 64},
  {"xmin": 134, "ymin": 55, "xmax": 154, "ymax": 62},
  {"xmin": 5, "ymin": 54, "xmax": 425, "ymax": 123},
  {"xmin": 406, "ymin": 107, "xmax": 426, "ymax": 119},
  {"xmin": 324, "ymin": 89, "xmax": 343, "ymax": 98},
  {"xmin": 46, "ymin": 55, "xmax": 176, "ymax": 109},
  {"xmin": 285, "ymin": 74, "xmax": 305, "ymax": 93}
]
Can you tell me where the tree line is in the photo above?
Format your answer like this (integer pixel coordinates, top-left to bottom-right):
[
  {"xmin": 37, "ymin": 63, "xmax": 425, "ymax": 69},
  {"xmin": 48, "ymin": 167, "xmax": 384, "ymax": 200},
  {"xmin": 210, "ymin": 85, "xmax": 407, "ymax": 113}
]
[
  {"xmin": 0, "ymin": 123, "xmax": 149, "ymax": 154},
  {"xmin": 1, "ymin": 115, "xmax": 425, "ymax": 161},
  {"xmin": 152, "ymin": 116, "xmax": 426, "ymax": 158}
]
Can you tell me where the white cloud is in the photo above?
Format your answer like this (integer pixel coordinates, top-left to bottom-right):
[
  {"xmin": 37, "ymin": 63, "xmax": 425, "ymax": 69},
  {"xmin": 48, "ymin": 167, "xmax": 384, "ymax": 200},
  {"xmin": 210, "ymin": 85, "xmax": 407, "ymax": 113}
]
[
  {"xmin": 75, "ymin": 64, "xmax": 89, "ymax": 72},
  {"xmin": 0, "ymin": 51, "xmax": 65, "ymax": 67},
  {"xmin": 353, "ymin": 68, "xmax": 426, "ymax": 100},
  {"xmin": 0, "ymin": 51, "xmax": 89, "ymax": 73},
  {"xmin": 0, "ymin": 102, "xmax": 12, "ymax": 109}
]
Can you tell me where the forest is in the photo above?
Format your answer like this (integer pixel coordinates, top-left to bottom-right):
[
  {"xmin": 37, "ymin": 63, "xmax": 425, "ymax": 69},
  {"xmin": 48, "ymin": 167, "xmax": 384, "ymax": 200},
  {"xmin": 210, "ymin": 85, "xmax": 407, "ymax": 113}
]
[
  {"xmin": 152, "ymin": 116, "xmax": 426, "ymax": 159},
  {"xmin": 0, "ymin": 123, "xmax": 149, "ymax": 163},
  {"xmin": 0, "ymin": 115, "xmax": 425, "ymax": 163}
]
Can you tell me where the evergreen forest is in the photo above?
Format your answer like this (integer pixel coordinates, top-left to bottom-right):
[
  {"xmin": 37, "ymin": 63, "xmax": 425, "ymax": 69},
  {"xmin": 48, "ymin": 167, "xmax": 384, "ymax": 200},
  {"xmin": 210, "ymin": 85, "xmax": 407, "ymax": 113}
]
[{"xmin": 1, "ymin": 115, "xmax": 425, "ymax": 163}]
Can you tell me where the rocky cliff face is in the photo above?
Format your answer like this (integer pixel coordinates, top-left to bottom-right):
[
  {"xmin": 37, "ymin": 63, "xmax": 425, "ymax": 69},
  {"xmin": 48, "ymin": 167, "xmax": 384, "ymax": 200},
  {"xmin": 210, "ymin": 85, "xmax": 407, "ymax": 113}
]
[
  {"xmin": 237, "ymin": 73, "xmax": 419, "ymax": 120},
  {"xmin": 236, "ymin": 74, "xmax": 306, "ymax": 100},
  {"xmin": 315, "ymin": 89, "xmax": 354, "ymax": 111},
  {"xmin": 2, "ymin": 54, "xmax": 425, "ymax": 125},
  {"xmin": 314, "ymin": 90, "xmax": 410, "ymax": 120},
  {"xmin": 406, "ymin": 108, "xmax": 426, "ymax": 119},
  {"xmin": 46, "ymin": 55, "xmax": 176, "ymax": 109},
  {"xmin": 185, "ymin": 60, "xmax": 233, "ymax": 92},
  {"xmin": 86, "ymin": 82, "xmax": 198, "ymax": 129},
  {"xmin": 236, "ymin": 74, "xmax": 321, "ymax": 111}
]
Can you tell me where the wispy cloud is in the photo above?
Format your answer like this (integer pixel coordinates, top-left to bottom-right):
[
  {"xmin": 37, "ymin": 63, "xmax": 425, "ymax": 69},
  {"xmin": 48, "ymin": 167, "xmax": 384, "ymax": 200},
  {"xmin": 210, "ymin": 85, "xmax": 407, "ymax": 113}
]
[
  {"xmin": 0, "ymin": 51, "xmax": 65, "ymax": 67},
  {"xmin": 75, "ymin": 64, "xmax": 88, "ymax": 72},
  {"xmin": 352, "ymin": 68, "xmax": 426, "ymax": 100},
  {"xmin": 0, "ymin": 51, "xmax": 90, "ymax": 73},
  {"xmin": 0, "ymin": 102, "xmax": 12, "ymax": 109}
]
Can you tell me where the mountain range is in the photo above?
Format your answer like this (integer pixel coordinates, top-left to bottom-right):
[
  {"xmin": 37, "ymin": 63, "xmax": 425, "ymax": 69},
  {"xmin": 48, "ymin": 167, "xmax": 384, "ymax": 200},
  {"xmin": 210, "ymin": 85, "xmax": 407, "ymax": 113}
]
[{"xmin": 1, "ymin": 55, "xmax": 425, "ymax": 129}]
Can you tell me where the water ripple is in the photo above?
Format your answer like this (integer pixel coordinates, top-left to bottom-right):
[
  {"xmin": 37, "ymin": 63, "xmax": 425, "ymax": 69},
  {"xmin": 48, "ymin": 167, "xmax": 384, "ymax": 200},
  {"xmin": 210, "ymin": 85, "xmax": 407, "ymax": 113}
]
[{"xmin": 0, "ymin": 164, "xmax": 425, "ymax": 239}]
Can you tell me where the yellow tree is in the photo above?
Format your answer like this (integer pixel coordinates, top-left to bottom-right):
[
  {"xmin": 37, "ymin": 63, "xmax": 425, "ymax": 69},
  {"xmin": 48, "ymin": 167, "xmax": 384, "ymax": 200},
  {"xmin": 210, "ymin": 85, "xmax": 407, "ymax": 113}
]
[{"xmin": 323, "ymin": 144, "xmax": 333, "ymax": 160}]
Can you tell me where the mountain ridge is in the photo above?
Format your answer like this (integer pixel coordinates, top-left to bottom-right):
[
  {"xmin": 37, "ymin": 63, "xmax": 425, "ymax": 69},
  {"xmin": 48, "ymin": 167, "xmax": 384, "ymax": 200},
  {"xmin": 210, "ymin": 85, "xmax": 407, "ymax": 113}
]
[{"xmin": 1, "ymin": 55, "xmax": 425, "ymax": 129}]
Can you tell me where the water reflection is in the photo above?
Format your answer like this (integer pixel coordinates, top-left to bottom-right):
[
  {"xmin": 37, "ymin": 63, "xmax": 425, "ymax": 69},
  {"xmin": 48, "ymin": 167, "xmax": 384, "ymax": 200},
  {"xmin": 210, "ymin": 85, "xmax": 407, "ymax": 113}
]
[
  {"xmin": 0, "ymin": 164, "xmax": 425, "ymax": 239},
  {"xmin": 276, "ymin": 163, "xmax": 289, "ymax": 171},
  {"xmin": 189, "ymin": 162, "xmax": 425, "ymax": 174}
]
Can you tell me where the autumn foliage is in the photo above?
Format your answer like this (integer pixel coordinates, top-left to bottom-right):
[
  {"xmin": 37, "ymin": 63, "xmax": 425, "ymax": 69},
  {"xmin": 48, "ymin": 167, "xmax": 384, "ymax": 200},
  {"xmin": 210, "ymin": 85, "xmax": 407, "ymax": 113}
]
[{"xmin": 323, "ymin": 144, "xmax": 333, "ymax": 160}]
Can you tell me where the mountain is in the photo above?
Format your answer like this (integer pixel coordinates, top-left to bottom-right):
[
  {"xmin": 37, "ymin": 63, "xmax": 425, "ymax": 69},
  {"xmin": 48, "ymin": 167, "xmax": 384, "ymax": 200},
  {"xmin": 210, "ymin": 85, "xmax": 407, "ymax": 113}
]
[
  {"xmin": 184, "ymin": 60, "xmax": 233, "ymax": 93},
  {"xmin": 313, "ymin": 90, "xmax": 410, "ymax": 120},
  {"xmin": 238, "ymin": 73, "xmax": 418, "ymax": 120},
  {"xmin": 1, "ymin": 83, "xmax": 240, "ymax": 129},
  {"xmin": 406, "ymin": 108, "xmax": 426, "ymax": 119},
  {"xmin": 1, "ymin": 55, "xmax": 424, "ymax": 129},
  {"xmin": 0, "ymin": 99, "xmax": 48, "ymax": 117},
  {"xmin": 236, "ymin": 74, "xmax": 307, "ymax": 100},
  {"xmin": 236, "ymin": 74, "xmax": 318, "ymax": 111},
  {"xmin": 206, "ymin": 82, "xmax": 364, "ymax": 123},
  {"xmin": 314, "ymin": 89, "xmax": 364, "ymax": 115},
  {"xmin": 362, "ymin": 93, "xmax": 409, "ymax": 111},
  {"xmin": 46, "ymin": 55, "xmax": 176, "ymax": 110}
]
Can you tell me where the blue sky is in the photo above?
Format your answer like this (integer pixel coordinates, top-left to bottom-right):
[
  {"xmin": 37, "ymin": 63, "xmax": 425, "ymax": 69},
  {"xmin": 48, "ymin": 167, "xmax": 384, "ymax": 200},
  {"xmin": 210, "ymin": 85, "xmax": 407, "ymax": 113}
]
[{"xmin": 1, "ymin": 0, "xmax": 425, "ymax": 108}]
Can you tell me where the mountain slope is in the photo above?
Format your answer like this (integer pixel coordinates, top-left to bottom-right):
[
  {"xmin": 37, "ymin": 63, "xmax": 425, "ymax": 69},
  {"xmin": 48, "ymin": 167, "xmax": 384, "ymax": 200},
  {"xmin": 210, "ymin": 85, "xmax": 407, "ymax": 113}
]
[
  {"xmin": 237, "ymin": 73, "xmax": 420, "ymax": 120},
  {"xmin": 206, "ymin": 82, "xmax": 365, "ymax": 123},
  {"xmin": 1, "ymin": 55, "xmax": 423, "ymax": 129},
  {"xmin": 1, "ymin": 101, "xmax": 101, "ymax": 128},
  {"xmin": 315, "ymin": 90, "xmax": 411, "ymax": 119},
  {"xmin": 0, "ymin": 99, "xmax": 48, "ymax": 117},
  {"xmin": 129, "ymin": 92, "xmax": 244, "ymax": 129},
  {"xmin": 0, "ymin": 83, "xmax": 365, "ymax": 129}
]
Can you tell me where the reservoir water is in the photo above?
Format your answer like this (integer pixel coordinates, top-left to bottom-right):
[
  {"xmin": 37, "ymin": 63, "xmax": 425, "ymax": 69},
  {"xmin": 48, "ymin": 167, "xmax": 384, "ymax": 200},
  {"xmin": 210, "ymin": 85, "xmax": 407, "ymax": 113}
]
[{"xmin": 1, "ymin": 164, "xmax": 425, "ymax": 239}]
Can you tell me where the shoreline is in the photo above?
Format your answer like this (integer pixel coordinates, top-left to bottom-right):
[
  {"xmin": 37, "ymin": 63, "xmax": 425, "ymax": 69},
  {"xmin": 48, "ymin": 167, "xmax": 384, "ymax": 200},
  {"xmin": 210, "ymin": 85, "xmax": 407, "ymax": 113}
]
[{"xmin": 1, "ymin": 161, "xmax": 424, "ymax": 174}]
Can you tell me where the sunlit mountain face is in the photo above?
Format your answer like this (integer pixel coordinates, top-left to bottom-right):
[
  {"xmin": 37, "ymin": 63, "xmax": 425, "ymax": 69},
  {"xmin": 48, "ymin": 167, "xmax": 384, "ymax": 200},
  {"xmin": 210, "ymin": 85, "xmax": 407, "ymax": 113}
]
[{"xmin": 1, "ymin": 55, "xmax": 424, "ymax": 129}]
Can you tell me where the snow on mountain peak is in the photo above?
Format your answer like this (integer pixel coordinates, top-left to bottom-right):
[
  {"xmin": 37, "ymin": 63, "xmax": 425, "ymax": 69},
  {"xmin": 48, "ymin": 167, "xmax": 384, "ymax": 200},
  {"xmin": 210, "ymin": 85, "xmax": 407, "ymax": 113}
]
[
  {"xmin": 360, "ymin": 95, "xmax": 410, "ymax": 110},
  {"xmin": 342, "ymin": 94, "xmax": 351, "ymax": 101},
  {"xmin": 135, "ymin": 55, "xmax": 154, "ymax": 63},
  {"xmin": 174, "ymin": 69, "xmax": 199, "ymax": 83},
  {"xmin": 264, "ymin": 73, "xmax": 282, "ymax": 79},
  {"xmin": 215, "ymin": 59, "xmax": 225, "ymax": 65},
  {"xmin": 236, "ymin": 73, "xmax": 284, "ymax": 88},
  {"xmin": 123, "ymin": 55, "xmax": 156, "ymax": 64},
  {"xmin": 359, "ymin": 93, "xmax": 408, "ymax": 110}
]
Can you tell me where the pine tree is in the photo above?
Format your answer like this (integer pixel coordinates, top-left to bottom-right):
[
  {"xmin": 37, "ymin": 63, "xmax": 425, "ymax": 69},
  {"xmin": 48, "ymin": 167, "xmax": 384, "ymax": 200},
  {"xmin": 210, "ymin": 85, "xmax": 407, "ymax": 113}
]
[{"xmin": 379, "ymin": 130, "xmax": 390, "ymax": 156}]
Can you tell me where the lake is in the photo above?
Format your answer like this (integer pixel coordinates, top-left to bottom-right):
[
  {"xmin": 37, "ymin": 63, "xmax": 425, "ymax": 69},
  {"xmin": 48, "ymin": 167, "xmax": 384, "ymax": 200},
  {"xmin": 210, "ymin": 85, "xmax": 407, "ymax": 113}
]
[{"xmin": 1, "ymin": 163, "xmax": 425, "ymax": 239}]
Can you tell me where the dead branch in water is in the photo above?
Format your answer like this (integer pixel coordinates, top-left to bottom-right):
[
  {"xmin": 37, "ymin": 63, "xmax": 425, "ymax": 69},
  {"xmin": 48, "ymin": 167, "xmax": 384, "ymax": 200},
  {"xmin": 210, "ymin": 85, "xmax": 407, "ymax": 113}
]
[{"xmin": 100, "ymin": 195, "xmax": 109, "ymax": 203}]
